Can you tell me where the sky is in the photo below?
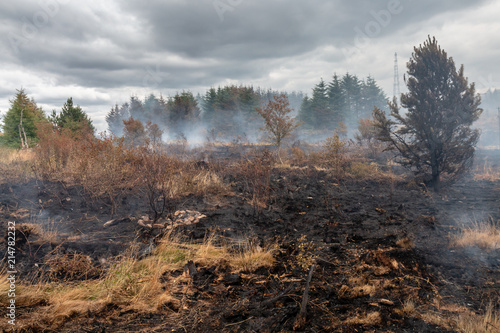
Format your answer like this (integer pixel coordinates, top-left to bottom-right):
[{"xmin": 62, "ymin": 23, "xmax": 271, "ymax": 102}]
[{"xmin": 1, "ymin": 0, "xmax": 499, "ymax": 132}]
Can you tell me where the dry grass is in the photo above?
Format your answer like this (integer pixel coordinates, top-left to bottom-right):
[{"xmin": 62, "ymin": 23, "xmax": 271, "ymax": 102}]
[
  {"xmin": 18, "ymin": 220, "xmax": 60, "ymax": 244},
  {"xmin": 474, "ymin": 160, "xmax": 500, "ymax": 181},
  {"xmin": 344, "ymin": 311, "xmax": 382, "ymax": 326},
  {"xmin": 417, "ymin": 301, "xmax": 500, "ymax": 333},
  {"xmin": 0, "ymin": 146, "xmax": 35, "ymax": 182},
  {"xmin": 396, "ymin": 236, "xmax": 415, "ymax": 250},
  {"xmin": 348, "ymin": 161, "xmax": 403, "ymax": 183},
  {"xmin": 172, "ymin": 169, "xmax": 231, "ymax": 198},
  {"xmin": 452, "ymin": 218, "xmax": 500, "ymax": 251},
  {"xmin": 455, "ymin": 302, "xmax": 500, "ymax": 333},
  {"xmin": 5, "ymin": 232, "xmax": 278, "ymax": 329},
  {"xmin": 400, "ymin": 299, "xmax": 417, "ymax": 317}
]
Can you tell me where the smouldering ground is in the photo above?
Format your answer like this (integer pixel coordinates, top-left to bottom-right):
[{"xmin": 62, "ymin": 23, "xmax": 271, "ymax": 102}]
[{"xmin": 0, "ymin": 144, "xmax": 499, "ymax": 332}]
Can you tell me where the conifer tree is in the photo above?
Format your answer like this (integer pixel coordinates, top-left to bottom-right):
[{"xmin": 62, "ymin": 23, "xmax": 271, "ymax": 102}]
[
  {"xmin": 310, "ymin": 78, "xmax": 330, "ymax": 129},
  {"xmin": 327, "ymin": 73, "xmax": 345, "ymax": 127},
  {"xmin": 1, "ymin": 89, "xmax": 45, "ymax": 147},
  {"xmin": 51, "ymin": 97, "xmax": 94, "ymax": 134},
  {"xmin": 373, "ymin": 37, "xmax": 482, "ymax": 190}
]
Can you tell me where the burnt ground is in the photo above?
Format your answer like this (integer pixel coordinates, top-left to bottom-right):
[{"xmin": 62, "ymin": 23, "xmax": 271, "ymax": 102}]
[{"xmin": 0, "ymin": 149, "xmax": 499, "ymax": 332}]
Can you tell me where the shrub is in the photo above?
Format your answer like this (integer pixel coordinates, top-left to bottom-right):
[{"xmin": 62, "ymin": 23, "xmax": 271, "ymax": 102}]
[
  {"xmin": 238, "ymin": 149, "xmax": 274, "ymax": 214},
  {"xmin": 33, "ymin": 121, "xmax": 79, "ymax": 180},
  {"xmin": 323, "ymin": 131, "xmax": 348, "ymax": 179},
  {"xmin": 72, "ymin": 135, "xmax": 139, "ymax": 216}
]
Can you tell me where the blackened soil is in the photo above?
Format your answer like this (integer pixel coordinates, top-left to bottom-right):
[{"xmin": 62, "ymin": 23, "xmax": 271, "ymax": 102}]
[{"xmin": 0, "ymin": 163, "xmax": 499, "ymax": 332}]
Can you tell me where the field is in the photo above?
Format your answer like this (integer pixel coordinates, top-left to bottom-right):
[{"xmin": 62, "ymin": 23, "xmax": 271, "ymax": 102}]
[{"xmin": 0, "ymin": 139, "xmax": 499, "ymax": 332}]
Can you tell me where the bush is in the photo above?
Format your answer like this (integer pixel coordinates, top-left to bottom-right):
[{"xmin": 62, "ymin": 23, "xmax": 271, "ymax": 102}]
[
  {"xmin": 33, "ymin": 121, "xmax": 79, "ymax": 180},
  {"xmin": 323, "ymin": 131, "xmax": 348, "ymax": 179},
  {"xmin": 238, "ymin": 149, "xmax": 274, "ymax": 214},
  {"xmin": 72, "ymin": 135, "xmax": 139, "ymax": 216}
]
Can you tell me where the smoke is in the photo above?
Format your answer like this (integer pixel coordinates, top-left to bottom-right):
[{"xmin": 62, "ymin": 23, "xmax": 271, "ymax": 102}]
[{"xmin": 476, "ymin": 90, "xmax": 500, "ymax": 148}]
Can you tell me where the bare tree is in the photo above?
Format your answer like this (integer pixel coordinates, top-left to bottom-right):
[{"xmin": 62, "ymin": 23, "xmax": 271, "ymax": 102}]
[{"xmin": 256, "ymin": 94, "xmax": 300, "ymax": 163}]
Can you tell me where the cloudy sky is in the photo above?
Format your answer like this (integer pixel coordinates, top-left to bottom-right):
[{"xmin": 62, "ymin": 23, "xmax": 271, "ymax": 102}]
[{"xmin": 1, "ymin": 0, "xmax": 499, "ymax": 132}]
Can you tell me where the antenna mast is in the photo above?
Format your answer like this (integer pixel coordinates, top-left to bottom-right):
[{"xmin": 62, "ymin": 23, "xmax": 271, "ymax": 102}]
[{"xmin": 393, "ymin": 52, "xmax": 401, "ymax": 103}]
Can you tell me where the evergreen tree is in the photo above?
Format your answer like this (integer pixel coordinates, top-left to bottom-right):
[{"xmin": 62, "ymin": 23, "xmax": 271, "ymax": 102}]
[
  {"xmin": 327, "ymin": 74, "xmax": 345, "ymax": 127},
  {"xmin": 167, "ymin": 91, "xmax": 200, "ymax": 134},
  {"xmin": 310, "ymin": 78, "xmax": 330, "ymax": 129},
  {"xmin": 129, "ymin": 96, "xmax": 144, "ymax": 120},
  {"xmin": 51, "ymin": 97, "xmax": 94, "ymax": 134},
  {"xmin": 360, "ymin": 76, "xmax": 388, "ymax": 119},
  {"xmin": 201, "ymin": 87, "xmax": 217, "ymax": 126},
  {"xmin": 341, "ymin": 73, "xmax": 362, "ymax": 128},
  {"xmin": 143, "ymin": 94, "xmax": 164, "ymax": 124},
  {"xmin": 286, "ymin": 91, "xmax": 306, "ymax": 115},
  {"xmin": 373, "ymin": 36, "xmax": 482, "ymax": 190},
  {"xmin": 1, "ymin": 89, "xmax": 45, "ymax": 147},
  {"xmin": 298, "ymin": 95, "xmax": 314, "ymax": 129},
  {"xmin": 106, "ymin": 102, "xmax": 130, "ymax": 136}
]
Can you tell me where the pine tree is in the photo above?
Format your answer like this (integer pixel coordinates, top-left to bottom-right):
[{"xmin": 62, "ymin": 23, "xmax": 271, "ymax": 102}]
[
  {"xmin": 298, "ymin": 96, "xmax": 313, "ymax": 129},
  {"xmin": 373, "ymin": 36, "xmax": 482, "ymax": 190},
  {"xmin": 167, "ymin": 91, "xmax": 200, "ymax": 134},
  {"xmin": 1, "ymin": 89, "xmax": 45, "ymax": 147},
  {"xmin": 360, "ymin": 76, "xmax": 387, "ymax": 119},
  {"xmin": 310, "ymin": 78, "xmax": 330, "ymax": 129},
  {"xmin": 327, "ymin": 74, "xmax": 345, "ymax": 127},
  {"xmin": 106, "ymin": 102, "xmax": 130, "ymax": 136},
  {"xmin": 129, "ymin": 96, "xmax": 144, "ymax": 120},
  {"xmin": 143, "ymin": 94, "xmax": 164, "ymax": 124},
  {"xmin": 51, "ymin": 97, "xmax": 94, "ymax": 134},
  {"xmin": 341, "ymin": 73, "xmax": 362, "ymax": 128}
]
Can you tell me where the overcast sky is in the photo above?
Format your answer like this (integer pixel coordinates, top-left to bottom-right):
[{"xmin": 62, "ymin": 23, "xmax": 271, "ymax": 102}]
[{"xmin": 1, "ymin": 0, "xmax": 499, "ymax": 132}]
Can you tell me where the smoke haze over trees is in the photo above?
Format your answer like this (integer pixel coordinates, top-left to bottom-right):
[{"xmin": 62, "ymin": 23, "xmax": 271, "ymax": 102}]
[
  {"xmin": 105, "ymin": 85, "xmax": 306, "ymax": 142},
  {"xmin": 104, "ymin": 76, "xmax": 388, "ymax": 142}
]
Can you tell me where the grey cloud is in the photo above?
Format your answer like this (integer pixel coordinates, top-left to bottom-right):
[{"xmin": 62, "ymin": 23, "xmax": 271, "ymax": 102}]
[{"xmin": 0, "ymin": 0, "xmax": 495, "ymax": 133}]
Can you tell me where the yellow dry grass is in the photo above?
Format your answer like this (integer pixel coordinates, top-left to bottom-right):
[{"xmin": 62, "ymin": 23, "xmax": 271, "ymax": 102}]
[
  {"xmin": 19, "ymin": 221, "xmax": 60, "ymax": 244},
  {"xmin": 400, "ymin": 299, "xmax": 417, "ymax": 317},
  {"xmin": 0, "ymin": 146, "xmax": 35, "ymax": 181},
  {"xmin": 452, "ymin": 218, "xmax": 500, "ymax": 251},
  {"xmin": 172, "ymin": 170, "xmax": 231, "ymax": 197},
  {"xmin": 455, "ymin": 302, "xmax": 500, "ymax": 333},
  {"xmin": 4, "ymin": 232, "xmax": 277, "ymax": 328},
  {"xmin": 344, "ymin": 311, "xmax": 382, "ymax": 326},
  {"xmin": 418, "ymin": 301, "xmax": 500, "ymax": 333},
  {"xmin": 474, "ymin": 160, "xmax": 500, "ymax": 181},
  {"xmin": 396, "ymin": 236, "xmax": 415, "ymax": 250}
]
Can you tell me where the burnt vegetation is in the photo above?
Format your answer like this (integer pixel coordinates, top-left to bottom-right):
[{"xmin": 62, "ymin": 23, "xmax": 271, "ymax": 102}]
[{"xmin": 0, "ymin": 37, "xmax": 499, "ymax": 332}]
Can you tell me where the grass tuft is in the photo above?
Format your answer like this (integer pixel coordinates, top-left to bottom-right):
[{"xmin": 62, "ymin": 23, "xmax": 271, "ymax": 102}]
[{"xmin": 453, "ymin": 218, "xmax": 500, "ymax": 251}]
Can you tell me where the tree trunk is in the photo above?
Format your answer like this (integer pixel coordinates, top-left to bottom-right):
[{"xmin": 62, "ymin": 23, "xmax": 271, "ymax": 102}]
[{"xmin": 430, "ymin": 156, "xmax": 440, "ymax": 192}]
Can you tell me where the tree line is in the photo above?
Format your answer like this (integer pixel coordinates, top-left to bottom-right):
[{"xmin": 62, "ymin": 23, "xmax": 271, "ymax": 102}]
[
  {"xmin": 104, "ymin": 75, "xmax": 388, "ymax": 141},
  {"xmin": 298, "ymin": 74, "xmax": 388, "ymax": 131},
  {"xmin": 105, "ymin": 86, "xmax": 305, "ymax": 141}
]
